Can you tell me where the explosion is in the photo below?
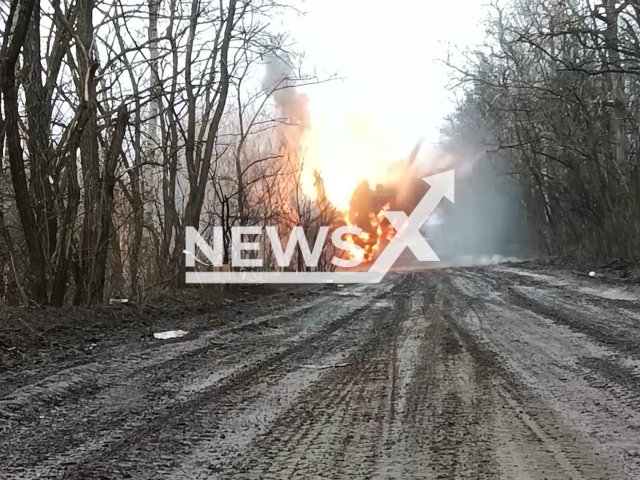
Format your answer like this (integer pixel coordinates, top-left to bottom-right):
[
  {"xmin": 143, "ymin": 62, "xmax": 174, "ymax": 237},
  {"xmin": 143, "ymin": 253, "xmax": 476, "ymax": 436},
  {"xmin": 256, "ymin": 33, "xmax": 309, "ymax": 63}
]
[
  {"xmin": 298, "ymin": 112, "xmax": 395, "ymax": 210},
  {"xmin": 302, "ymin": 135, "xmax": 436, "ymax": 265},
  {"xmin": 264, "ymin": 61, "xmax": 445, "ymax": 268},
  {"xmin": 342, "ymin": 140, "xmax": 432, "ymax": 263}
]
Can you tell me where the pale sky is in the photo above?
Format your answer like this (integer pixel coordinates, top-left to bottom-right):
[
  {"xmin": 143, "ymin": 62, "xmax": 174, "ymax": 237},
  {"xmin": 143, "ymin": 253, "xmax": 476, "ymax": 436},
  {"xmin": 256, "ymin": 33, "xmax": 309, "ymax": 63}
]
[{"xmin": 283, "ymin": 0, "xmax": 488, "ymax": 208}]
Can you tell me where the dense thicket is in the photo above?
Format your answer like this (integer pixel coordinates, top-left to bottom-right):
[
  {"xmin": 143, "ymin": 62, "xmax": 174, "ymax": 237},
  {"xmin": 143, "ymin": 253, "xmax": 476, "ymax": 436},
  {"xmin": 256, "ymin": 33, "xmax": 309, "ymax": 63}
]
[{"xmin": 446, "ymin": 0, "xmax": 640, "ymax": 262}]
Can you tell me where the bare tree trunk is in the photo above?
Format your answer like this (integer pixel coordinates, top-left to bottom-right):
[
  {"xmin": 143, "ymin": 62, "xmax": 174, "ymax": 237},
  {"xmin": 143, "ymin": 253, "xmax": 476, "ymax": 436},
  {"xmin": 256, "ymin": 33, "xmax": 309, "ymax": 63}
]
[
  {"xmin": 24, "ymin": 0, "xmax": 57, "ymax": 269},
  {"xmin": 89, "ymin": 104, "xmax": 128, "ymax": 303},
  {"xmin": 159, "ymin": 0, "xmax": 180, "ymax": 278},
  {"xmin": 109, "ymin": 216, "xmax": 126, "ymax": 298},
  {"xmin": 128, "ymin": 171, "xmax": 144, "ymax": 298},
  {"xmin": 0, "ymin": 206, "xmax": 29, "ymax": 306},
  {"xmin": 603, "ymin": 0, "xmax": 628, "ymax": 168},
  {"xmin": 145, "ymin": 0, "xmax": 161, "ymax": 222},
  {"xmin": 1, "ymin": 0, "xmax": 47, "ymax": 304},
  {"xmin": 177, "ymin": 0, "xmax": 237, "ymax": 284},
  {"xmin": 74, "ymin": 0, "xmax": 105, "ymax": 304}
]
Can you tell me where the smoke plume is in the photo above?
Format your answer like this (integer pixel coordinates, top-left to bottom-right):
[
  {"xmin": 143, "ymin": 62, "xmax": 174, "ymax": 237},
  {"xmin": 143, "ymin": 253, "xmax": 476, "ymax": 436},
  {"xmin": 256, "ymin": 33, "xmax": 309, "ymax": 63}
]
[{"xmin": 262, "ymin": 54, "xmax": 310, "ymax": 149}]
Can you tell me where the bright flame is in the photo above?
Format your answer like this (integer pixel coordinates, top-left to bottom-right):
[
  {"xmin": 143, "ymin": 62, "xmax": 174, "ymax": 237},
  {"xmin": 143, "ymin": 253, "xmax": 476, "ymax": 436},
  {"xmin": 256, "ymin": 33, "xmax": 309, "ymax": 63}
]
[
  {"xmin": 340, "ymin": 201, "xmax": 394, "ymax": 264},
  {"xmin": 296, "ymin": 104, "xmax": 428, "ymax": 267},
  {"xmin": 300, "ymin": 111, "xmax": 396, "ymax": 210}
]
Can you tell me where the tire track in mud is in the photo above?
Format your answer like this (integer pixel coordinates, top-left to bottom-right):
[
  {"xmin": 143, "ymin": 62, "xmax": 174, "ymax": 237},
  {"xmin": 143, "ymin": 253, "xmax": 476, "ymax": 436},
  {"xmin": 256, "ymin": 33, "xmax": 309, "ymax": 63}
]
[
  {"xmin": 168, "ymin": 290, "xmax": 405, "ymax": 479},
  {"xmin": 0, "ymin": 306, "xmax": 327, "ymax": 468},
  {"xmin": 448, "ymin": 319, "xmax": 591, "ymax": 480},
  {"xmin": 222, "ymin": 285, "xmax": 413, "ymax": 479},
  {"xmin": 579, "ymin": 356, "xmax": 640, "ymax": 396},
  {"xmin": 456, "ymin": 267, "xmax": 640, "ymax": 359},
  {"xmin": 395, "ymin": 276, "xmax": 500, "ymax": 479},
  {"xmin": 374, "ymin": 289, "xmax": 426, "ymax": 478},
  {"xmin": 465, "ymin": 265, "xmax": 640, "ymax": 311},
  {"xmin": 506, "ymin": 287, "xmax": 640, "ymax": 358},
  {"xmin": 5, "ymin": 267, "xmax": 640, "ymax": 479},
  {"xmin": 0, "ymin": 294, "xmax": 327, "ymax": 399},
  {"xmin": 448, "ymin": 269, "xmax": 640, "ymax": 479},
  {"xmin": 1, "ymin": 281, "xmax": 399, "ymax": 479},
  {"xmin": 0, "ymin": 296, "xmax": 327, "ymax": 411}
]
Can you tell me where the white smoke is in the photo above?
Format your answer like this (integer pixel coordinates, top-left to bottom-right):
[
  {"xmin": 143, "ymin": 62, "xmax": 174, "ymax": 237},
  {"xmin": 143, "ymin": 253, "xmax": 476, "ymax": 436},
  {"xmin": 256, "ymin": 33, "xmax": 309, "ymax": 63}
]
[{"xmin": 262, "ymin": 54, "xmax": 309, "ymax": 133}]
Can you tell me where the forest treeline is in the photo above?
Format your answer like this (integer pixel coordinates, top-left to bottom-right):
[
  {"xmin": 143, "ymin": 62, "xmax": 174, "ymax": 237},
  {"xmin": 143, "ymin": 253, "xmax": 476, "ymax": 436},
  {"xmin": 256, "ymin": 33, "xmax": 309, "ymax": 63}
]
[
  {"xmin": 0, "ymin": 0, "xmax": 338, "ymax": 306},
  {"xmin": 445, "ymin": 0, "xmax": 640, "ymax": 263},
  {"xmin": 2, "ymin": 0, "xmax": 639, "ymax": 307}
]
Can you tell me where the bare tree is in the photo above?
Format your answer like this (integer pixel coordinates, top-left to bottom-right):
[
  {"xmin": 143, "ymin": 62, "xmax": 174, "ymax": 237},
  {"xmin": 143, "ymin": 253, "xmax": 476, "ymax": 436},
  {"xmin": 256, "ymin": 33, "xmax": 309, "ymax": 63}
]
[{"xmin": 446, "ymin": 0, "xmax": 640, "ymax": 262}]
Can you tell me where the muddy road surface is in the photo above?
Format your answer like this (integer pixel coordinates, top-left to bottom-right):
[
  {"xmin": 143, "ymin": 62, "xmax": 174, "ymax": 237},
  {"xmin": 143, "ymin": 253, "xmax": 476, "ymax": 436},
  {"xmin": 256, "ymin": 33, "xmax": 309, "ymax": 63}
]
[{"xmin": 3, "ymin": 265, "xmax": 640, "ymax": 479}]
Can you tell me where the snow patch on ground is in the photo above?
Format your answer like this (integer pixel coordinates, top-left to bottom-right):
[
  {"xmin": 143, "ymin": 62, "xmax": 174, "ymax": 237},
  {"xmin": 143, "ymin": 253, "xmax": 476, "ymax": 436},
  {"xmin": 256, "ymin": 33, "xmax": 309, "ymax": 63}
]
[
  {"xmin": 497, "ymin": 266, "xmax": 640, "ymax": 301},
  {"xmin": 576, "ymin": 286, "xmax": 640, "ymax": 301}
]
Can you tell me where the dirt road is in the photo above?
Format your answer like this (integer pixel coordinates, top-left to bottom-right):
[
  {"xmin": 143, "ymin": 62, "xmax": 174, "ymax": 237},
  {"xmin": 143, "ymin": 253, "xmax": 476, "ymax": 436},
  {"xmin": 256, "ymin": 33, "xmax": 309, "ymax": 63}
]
[{"xmin": 3, "ymin": 265, "xmax": 640, "ymax": 479}]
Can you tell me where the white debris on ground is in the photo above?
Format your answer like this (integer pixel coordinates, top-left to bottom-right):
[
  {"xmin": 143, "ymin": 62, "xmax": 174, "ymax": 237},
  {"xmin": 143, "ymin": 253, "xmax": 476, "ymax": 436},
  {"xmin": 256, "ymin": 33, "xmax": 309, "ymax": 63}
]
[
  {"xmin": 301, "ymin": 363, "xmax": 349, "ymax": 370},
  {"xmin": 109, "ymin": 299, "xmax": 129, "ymax": 305},
  {"xmin": 153, "ymin": 330, "xmax": 190, "ymax": 340}
]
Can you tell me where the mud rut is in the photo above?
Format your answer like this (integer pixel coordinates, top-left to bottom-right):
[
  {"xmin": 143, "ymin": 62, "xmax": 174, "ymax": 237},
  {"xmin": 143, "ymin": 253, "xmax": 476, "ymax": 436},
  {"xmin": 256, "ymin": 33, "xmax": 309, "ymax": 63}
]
[{"xmin": 3, "ymin": 267, "xmax": 640, "ymax": 479}]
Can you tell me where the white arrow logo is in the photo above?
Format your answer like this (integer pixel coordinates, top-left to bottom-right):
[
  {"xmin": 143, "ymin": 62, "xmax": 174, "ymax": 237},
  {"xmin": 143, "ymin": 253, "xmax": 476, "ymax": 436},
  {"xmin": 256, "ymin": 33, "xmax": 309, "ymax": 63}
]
[{"xmin": 369, "ymin": 169, "xmax": 455, "ymax": 274}]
